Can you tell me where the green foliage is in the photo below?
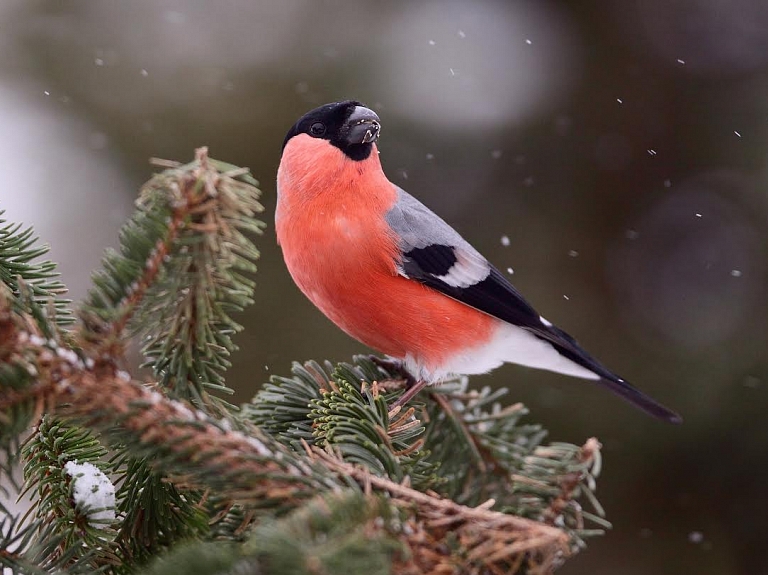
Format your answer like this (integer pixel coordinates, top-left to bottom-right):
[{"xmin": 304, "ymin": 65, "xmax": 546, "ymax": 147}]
[
  {"xmin": 244, "ymin": 360, "xmax": 329, "ymax": 445},
  {"xmin": 247, "ymin": 359, "xmax": 439, "ymax": 490},
  {"xmin": 135, "ymin": 159, "xmax": 264, "ymax": 406},
  {"xmin": 0, "ymin": 514, "xmax": 91, "ymax": 575},
  {"xmin": 249, "ymin": 356, "xmax": 607, "ymax": 546},
  {"xmin": 79, "ymin": 195, "xmax": 172, "ymax": 327},
  {"xmin": 139, "ymin": 541, "xmax": 246, "ymax": 575},
  {"xmin": 310, "ymin": 375, "xmax": 432, "ymax": 487},
  {"xmin": 143, "ymin": 491, "xmax": 402, "ymax": 575},
  {"xmin": 21, "ymin": 416, "xmax": 119, "ymax": 570},
  {"xmin": 0, "ymin": 151, "xmax": 271, "ymax": 575},
  {"xmin": 0, "ymin": 216, "xmax": 73, "ymax": 474},
  {"xmin": 80, "ymin": 154, "xmax": 265, "ymax": 409},
  {"xmin": 114, "ymin": 461, "xmax": 210, "ymax": 566},
  {"xmin": 0, "ymin": 149, "xmax": 607, "ymax": 575},
  {"xmin": 81, "ymin": 151, "xmax": 264, "ymax": 569},
  {"xmin": 246, "ymin": 491, "xmax": 402, "ymax": 575},
  {"xmin": 0, "ymin": 212, "xmax": 71, "ymax": 326},
  {"xmin": 420, "ymin": 380, "xmax": 610, "ymax": 548}
]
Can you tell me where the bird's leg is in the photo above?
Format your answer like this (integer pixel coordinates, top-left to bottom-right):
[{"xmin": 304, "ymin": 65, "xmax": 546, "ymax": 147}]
[{"xmin": 389, "ymin": 379, "xmax": 430, "ymax": 409}]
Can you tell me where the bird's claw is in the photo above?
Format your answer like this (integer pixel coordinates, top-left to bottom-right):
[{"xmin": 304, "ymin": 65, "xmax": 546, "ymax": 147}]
[
  {"xmin": 366, "ymin": 355, "xmax": 429, "ymax": 409},
  {"xmin": 366, "ymin": 355, "xmax": 417, "ymax": 389}
]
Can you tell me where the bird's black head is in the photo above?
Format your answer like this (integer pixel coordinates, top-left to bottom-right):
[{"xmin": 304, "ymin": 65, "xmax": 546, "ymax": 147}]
[{"xmin": 282, "ymin": 100, "xmax": 381, "ymax": 161}]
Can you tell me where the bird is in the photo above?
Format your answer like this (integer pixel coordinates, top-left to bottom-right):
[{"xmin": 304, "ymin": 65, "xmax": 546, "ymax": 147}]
[{"xmin": 276, "ymin": 100, "xmax": 681, "ymax": 423}]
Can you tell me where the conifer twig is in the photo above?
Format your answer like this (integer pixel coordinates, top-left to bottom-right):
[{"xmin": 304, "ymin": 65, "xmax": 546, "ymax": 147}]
[
  {"xmin": 543, "ymin": 437, "xmax": 601, "ymax": 527},
  {"xmin": 103, "ymin": 201, "xmax": 182, "ymax": 344},
  {"xmin": 310, "ymin": 448, "xmax": 570, "ymax": 574},
  {"xmin": 430, "ymin": 391, "xmax": 487, "ymax": 473}
]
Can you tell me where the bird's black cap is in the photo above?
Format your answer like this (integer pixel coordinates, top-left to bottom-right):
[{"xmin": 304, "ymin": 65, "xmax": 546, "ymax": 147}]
[{"xmin": 282, "ymin": 100, "xmax": 381, "ymax": 161}]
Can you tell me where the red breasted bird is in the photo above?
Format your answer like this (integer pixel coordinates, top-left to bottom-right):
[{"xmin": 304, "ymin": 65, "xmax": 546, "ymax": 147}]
[{"xmin": 276, "ymin": 100, "xmax": 681, "ymax": 423}]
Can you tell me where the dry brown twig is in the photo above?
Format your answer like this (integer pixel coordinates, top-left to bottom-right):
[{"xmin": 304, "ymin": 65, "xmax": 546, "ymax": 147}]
[
  {"xmin": 310, "ymin": 447, "xmax": 570, "ymax": 574},
  {"xmin": 542, "ymin": 438, "xmax": 601, "ymax": 529}
]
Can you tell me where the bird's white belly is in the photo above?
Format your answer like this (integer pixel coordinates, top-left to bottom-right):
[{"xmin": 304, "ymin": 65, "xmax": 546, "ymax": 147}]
[{"xmin": 406, "ymin": 320, "xmax": 600, "ymax": 383}]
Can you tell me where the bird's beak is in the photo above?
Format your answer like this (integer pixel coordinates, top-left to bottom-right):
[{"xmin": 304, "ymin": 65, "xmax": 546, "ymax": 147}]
[{"xmin": 345, "ymin": 106, "xmax": 381, "ymax": 145}]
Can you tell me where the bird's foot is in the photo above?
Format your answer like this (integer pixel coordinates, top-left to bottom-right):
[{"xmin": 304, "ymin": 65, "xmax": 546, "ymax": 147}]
[
  {"xmin": 367, "ymin": 355, "xmax": 417, "ymax": 389},
  {"xmin": 366, "ymin": 355, "xmax": 429, "ymax": 409}
]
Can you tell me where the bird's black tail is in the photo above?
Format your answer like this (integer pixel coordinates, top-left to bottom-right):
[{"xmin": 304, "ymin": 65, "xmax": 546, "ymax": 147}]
[
  {"xmin": 595, "ymin": 376, "xmax": 682, "ymax": 424},
  {"xmin": 536, "ymin": 325, "xmax": 682, "ymax": 424}
]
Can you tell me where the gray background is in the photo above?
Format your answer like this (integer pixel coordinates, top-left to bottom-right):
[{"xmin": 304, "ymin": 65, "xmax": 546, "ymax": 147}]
[{"xmin": 2, "ymin": 1, "xmax": 766, "ymax": 573}]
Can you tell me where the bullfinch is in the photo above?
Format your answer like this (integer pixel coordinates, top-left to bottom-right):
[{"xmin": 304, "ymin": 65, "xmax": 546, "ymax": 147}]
[{"xmin": 276, "ymin": 100, "xmax": 681, "ymax": 423}]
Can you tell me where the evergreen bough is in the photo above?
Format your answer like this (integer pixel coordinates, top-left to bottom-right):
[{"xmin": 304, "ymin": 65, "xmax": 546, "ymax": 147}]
[{"xmin": 0, "ymin": 148, "xmax": 608, "ymax": 575}]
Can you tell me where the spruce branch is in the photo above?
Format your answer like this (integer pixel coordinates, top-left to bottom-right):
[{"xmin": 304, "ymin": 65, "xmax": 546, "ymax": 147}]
[
  {"xmin": 1, "ymin": 151, "xmax": 267, "ymax": 572},
  {"xmin": 0, "ymin": 148, "xmax": 612, "ymax": 574},
  {"xmin": 131, "ymin": 150, "xmax": 263, "ymax": 554},
  {"xmin": 0, "ymin": 212, "xmax": 72, "ymax": 327},
  {"xmin": 113, "ymin": 459, "xmax": 210, "ymax": 566},
  {"xmin": 0, "ymin": 247, "xmax": 77, "ymax": 491},
  {"xmin": 138, "ymin": 152, "xmax": 264, "ymax": 406},
  {"xmin": 0, "ymin": 314, "xmax": 336, "ymax": 505},
  {"xmin": 78, "ymin": 148, "xmax": 264, "ymax": 563},
  {"xmin": 0, "ymin": 514, "xmax": 90, "ymax": 575},
  {"xmin": 249, "ymin": 357, "xmax": 608, "ymax": 549},
  {"xmin": 142, "ymin": 492, "xmax": 402, "ymax": 575},
  {"xmin": 0, "ymin": 282, "xmax": 65, "ymax": 462},
  {"xmin": 80, "ymin": 148, "xmax": 264, "ymax": 410},
  {"xmin": 309, "ymin": 449, "xmax": 569, "ymax": 575},
  {"xmin": 247, "ymin": 359, "xmax": 440, "ymax": 491},
  {"xmin": 1, "ymin": 301, "xmax": 593, "ymax": 573},
  {"xmin": 20, "ymin": 416, "xmax": 120, "ymax": 571}
]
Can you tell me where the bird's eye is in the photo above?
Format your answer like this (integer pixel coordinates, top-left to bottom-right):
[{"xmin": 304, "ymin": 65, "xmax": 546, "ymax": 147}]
[{"xmin": 309, "ymin": 122, "xmax": 326, "ymax": 137}]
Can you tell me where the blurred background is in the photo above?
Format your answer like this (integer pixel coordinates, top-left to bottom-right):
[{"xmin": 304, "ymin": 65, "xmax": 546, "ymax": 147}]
[{"xmin": 1, "ymin": 0, "xmax": 767, "ymax": 573}]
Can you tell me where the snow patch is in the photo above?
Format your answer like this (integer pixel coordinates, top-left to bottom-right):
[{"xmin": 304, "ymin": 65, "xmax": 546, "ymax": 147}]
[{"xmin": 64, "ymin": 460, "xmax": 116, "ymax": 526}]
